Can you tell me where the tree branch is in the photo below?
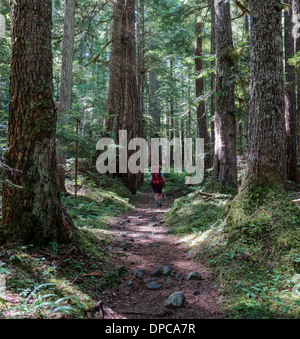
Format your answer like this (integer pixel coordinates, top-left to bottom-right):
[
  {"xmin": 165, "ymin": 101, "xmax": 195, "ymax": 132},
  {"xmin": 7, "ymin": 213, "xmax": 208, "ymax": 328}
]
[{"xmin": 81, "ymin": 40, "xmax": 113, "ymax": 68}]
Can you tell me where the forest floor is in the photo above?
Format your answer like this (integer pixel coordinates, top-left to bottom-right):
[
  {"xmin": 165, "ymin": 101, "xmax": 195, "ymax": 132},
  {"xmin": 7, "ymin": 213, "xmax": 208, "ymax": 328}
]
[
  {"xmin": 100, "ymin": 190, "xmax": 223, "ymax": 319},
  {"xmin": 0, "ymin": 168, "xmax": 299, "ymax": 319}
]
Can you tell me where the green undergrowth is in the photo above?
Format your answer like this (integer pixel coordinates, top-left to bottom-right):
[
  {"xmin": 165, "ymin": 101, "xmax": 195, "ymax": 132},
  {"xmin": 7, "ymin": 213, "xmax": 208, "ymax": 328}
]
[
  {"xmin": 163, "ymin": 170, "xmax": 190, "ymax": 196},
  {"xmin": 165, "ymin": 190, "xmax": 227, "ymax": 234},
  {"xmin": 63, "ymin": 171, "xmax": 134, "ymax": 229},
  {"xmin": 138, "ymin": 167, "xmax": 190, "ymax": 196},
  {"xmin": 0, "ymin": 228, "xmax": 128, "ymax": 319},
  {"xmin": 166, "ymin": 179, "xmax": 300, "ymax": 319},
  {"xmin": 200, "ymin": 175, "xmax": 238, "ymax": 196},
  {"xmin": 0, "ymin": 169, "xmax": 133, "ymax": 319},
  {"xmin": 227, "ymin": 181, "xmax": 300, "ymax": 258}
]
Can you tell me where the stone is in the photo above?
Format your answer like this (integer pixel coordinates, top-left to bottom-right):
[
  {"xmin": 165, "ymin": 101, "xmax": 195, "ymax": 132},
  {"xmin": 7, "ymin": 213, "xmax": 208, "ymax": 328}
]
[
  {"xmin": 147, "ymin": 282, "xmax": 162, "ymax": 290},
  {"xmin": 164, "ymin": 292, "xmax": 185, "ymax": 308},
  {"xmin": 133, "ymin": 269, "xmax": 146, "ymax": 279},
  {"xmin": 162, "ymin": 266, "xmax": 173, "ymax": 275},
  {"xmin": 151, "ymin": 243, "xmax": 159, "ymax": 248},
  {"xmin": 187, "ymin": 272, "xmax": 202, "ymax": 281},
  {"xmin": 175, "ymin": 273, "xmax": 183, "ymax": 280},
  {"xmin": 143, "ymin": 278, "xmax": 157, "ymax": 283},
  {"xmin": 151, "ymin": 267, "xmax": 162, "ymax": 276}
]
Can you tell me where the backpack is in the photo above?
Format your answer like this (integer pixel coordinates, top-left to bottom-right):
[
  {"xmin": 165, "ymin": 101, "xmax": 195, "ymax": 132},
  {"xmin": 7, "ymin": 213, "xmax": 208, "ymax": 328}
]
[{"xmin": 151, "ymin": 172, "xmax": 165, "ymax": 188}]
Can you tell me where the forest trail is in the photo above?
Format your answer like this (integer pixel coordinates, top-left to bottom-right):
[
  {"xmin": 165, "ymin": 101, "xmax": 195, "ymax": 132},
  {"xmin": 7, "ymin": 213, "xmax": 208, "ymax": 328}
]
[{"xmin": 101, "ymin": 190, "xmax": 223, "ymax": 319}]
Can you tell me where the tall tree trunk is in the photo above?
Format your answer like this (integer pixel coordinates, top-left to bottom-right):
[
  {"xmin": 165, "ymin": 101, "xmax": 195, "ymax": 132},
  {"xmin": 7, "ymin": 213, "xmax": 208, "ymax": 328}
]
[
  {"xmin": 169, "ymin": 58, "xmax": 175, "ymax": 165},
  {"xmin": 211, "ymin": 0, "xmax": 237, "ymax": 188},
  {"xmin": 1, "ymin": 0, "xmax": 76, "ymax": 246},
  {"xmin": 149, "ymin": 40, "xmax": 160, "ymax": 136},
  {"xmin": 210, "ymin": 0, "xmax": 216, "ymax": 147},
  {"xmin": 188, "ymin": 68, "xmax": 192, "ymax": 138},
  {"xmin": 244, "ymin": 14, "xmax": 250, "ymax": 147},
  {"xmin": 285, "ymin": 0, "xmax": 298, "ymax": 182},
  {"xmin": 227, "ymin": 1, "xmax": 300, "ymax": 255},
  {"xmin": 293, "ymin": 0, "xmax": 300, "ymax": 182},
  {"xmin": 137, "ymin": 0, "xmax": 146, "ymax": 137},
  {"xmin": 57, "ymin": 0, "xmax": 76, "ymax": 192},
  {"xmin": 247, "ymin": 0, "xmax": 287, "ymax": 185},
  {"xmin": 105, "ymin": 0, "xmax": 124, "ymax": 136},
  {"xmin": 195, "ymin": 13, "xmax": 211, "ymax": 170},
  {"xmin": 58, "ymin": 0, "xmax": 75, "ymax": 120},
  {"xmin": 149, "ymin": 69, "xmax": 160, "ymax": 133},
  {"xmin": 117, "ymin": 0, "xmax": 143, "ymax": 193}
]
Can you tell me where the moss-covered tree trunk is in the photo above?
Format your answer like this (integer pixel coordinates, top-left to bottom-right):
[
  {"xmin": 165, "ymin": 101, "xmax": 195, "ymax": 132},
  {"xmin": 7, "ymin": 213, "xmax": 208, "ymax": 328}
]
[
  {"xmin": 211, "ymin": 0, "xmax": 237, "ymax": 188},
  {"xmin": 228, "ymin": 0, "xmax": 300, "ymax": 255},
  {"xmin": 247, "ymin": 0, "xmax": 287, "ymax": 185},
  {"xmin": 1, "ymin": 0, "xmax": 76, "ymax": 246}
]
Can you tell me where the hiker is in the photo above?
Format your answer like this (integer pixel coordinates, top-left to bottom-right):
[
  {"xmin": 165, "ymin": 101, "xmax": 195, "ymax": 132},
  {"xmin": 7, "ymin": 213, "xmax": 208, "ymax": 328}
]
[{"xmin": 150, "ymin": 166, "xmax": 165, "ymax": 208}]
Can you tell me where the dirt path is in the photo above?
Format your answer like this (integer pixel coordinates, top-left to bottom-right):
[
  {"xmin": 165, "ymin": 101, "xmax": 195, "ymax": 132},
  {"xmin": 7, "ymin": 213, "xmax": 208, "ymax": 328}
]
[{"xmin": 101, "ymin": 191, "xmax": 223, "ymax": 319}]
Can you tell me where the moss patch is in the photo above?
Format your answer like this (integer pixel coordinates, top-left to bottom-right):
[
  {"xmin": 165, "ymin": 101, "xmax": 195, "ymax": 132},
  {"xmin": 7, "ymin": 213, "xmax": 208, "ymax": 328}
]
[
  {"xmin": 165, "ymin": 175, "xmax": 300, "ymax": 318},
  {"xmin": 165, "ymin": 191, "xmax": 226, "ymax": 234},
  {"xmin": 195, "ymin": 178, "xmax": 300, "ymax": 319},
  {"xmin": 227, "ymin": 178, "xmax": 300, "ymax": 259}
]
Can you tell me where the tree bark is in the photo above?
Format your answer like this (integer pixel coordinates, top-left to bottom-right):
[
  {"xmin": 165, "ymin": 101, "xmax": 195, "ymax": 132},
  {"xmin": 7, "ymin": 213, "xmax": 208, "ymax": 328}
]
[
  {"xmin": 210, "ymin": 0, "xmax": 216, "ymax": 147},
  {"xmin": 195, "ymin": 13, "xmax": 211, "ymax": 170},
  {"xmin": 137, "ymin": 0, "xmax": 146, "ymax": 136},
  {"xmin": 285, "ymin": 0, "xmax": 298, "ymax": 182},
  {"xmin": 105, "ymin": 0, "xmax": 124, "ymax": 136},
  {"xmin": 58, "ymin": 0, "xmax": 75, "ymax": 120},
  {"xmin": 246, "ymin": 0, "xmax": 287, "ymax": 185},
  {"xmin": 211, "ymin": 0, "xmax": 237, "ymax": 188},
  {"xmin": 116, "ymin": 0, "xmax": 143, "ymax": 193},
  {"xmin": 226, "ymin": 1, "xmax": 300, "ymax": 254},
  {"xmin": 149, "ymin": 68, "xmax": 160, "ymax": 133},
  {"xmin": 169, "ymin": 57, "xmax": 175, "ymax": 165},
  {"xmin": 57, "ymin": 0, "xmax": 76, "ymax": 192},
  {"xmin": 1, "ymin": 0, "xmax": 76, "ymax": 246},
  {"xmin": 293, "ymin": 0, "xmax": 300, "ymax": 182}
]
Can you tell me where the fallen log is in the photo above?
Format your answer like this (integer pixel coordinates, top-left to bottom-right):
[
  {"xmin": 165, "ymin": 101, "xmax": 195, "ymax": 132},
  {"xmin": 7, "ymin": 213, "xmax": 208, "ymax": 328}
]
[{"xmin": 198, "ymin": 191, "xmax": 229, "ymax": 199}]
